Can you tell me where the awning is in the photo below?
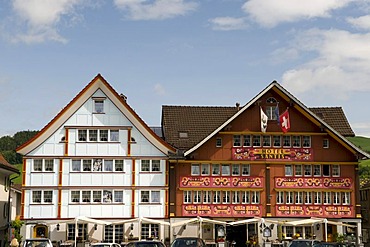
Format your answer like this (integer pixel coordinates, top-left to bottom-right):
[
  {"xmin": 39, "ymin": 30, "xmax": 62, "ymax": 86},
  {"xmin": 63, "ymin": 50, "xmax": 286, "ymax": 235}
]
[
  {"xmin": 111, "ymin": 217, "xmax": 170, "ymax": 226},
  {"xmin": 171, "ymin": 217, "xmax": 227, "ymax": 228},
  {"xmin": 228, "ymin": 217, "xmax": 261, "ymax": 226}
]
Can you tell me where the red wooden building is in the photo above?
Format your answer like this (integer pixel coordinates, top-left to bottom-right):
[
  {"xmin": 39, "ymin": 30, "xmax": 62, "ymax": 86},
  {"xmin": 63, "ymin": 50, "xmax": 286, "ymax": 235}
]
[{"xmin": 162, "ymin": 81, "xmax": 369, "ymax": 246}]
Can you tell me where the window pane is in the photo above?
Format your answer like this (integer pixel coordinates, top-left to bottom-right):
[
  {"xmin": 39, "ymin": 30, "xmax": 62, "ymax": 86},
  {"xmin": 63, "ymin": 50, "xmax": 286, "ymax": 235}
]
[
  {"xmin": 100, "ymin": 130, "xmax": 108, "ymax": 141},
  {"xmin": 263, "ymin": 136, "xmax": 271, "ymax": 147},
  {"xmin": 82, "ymin": 191, "xmax": 91, "ymax": 203},
  {"xmin": 191, "ymin": 164, "xmax": 200, "ymax": 175},
  {"xmin": 233, "ymin": 135, "xmax": 241, "ymax": 146},
  {"xmin": 283, "ymin": 136, "xmax": 291, "ymax": 147},
  {"xmin": 89, "ymin": 130, "xmax": 97, "ymax": 141},
  {"xmin": 83, "ymin": 160, "xmax": 92, "ymax": 171},
  {"xmin": 71, "ymin": 191, "xmax": 80, "ymax": 203},
  {"xmin": 201, "ymin": 164, "xmax": 210, "ymax": 175},
  {"xmin": 78, "ymin": 130, "xmax": 87, "ymax": 141},
  {"xmin": 141, "ymin": 160, "xmax": 150, "ymax": 172},
  {"xmin": 232, "ymin": 164, "xmax": 239, "ymax": 175},
  {"xmin": 44, "ymin": 159, "xmax": 54, "ymax": 171},
  {"xmin": 141, "ymin": 191, "xmax": 150, "ymax": 203},
  {"xmin": 115, "ymin": 160, "xmax": 124, "ymax": 171},
  {"xmin": 103, "ymin": 190, "xmax": 112, "ymax": 203},
  {"xmin": 151, "ymin": 191, "xmax": 160, "ymax": 203},
  {"xmin": 252, "ymin": 135, "xmax": 261, "ymax": 147},
  {"xmin": 152, "ymin": 160, "xmax": 160, "ymax": 172},
  {"xmin": 44, "ymin": 191, "xmax": 53, "ymax": 203},
  {"xmin": 34, "ymin": 159, "xmax": 42, "ymax": 171},
  {"xmin": 114, "ymin": 191, "xmax": 123, "ymax": 203},
  {"xmin": 212, "ymin": 164, "xmax": 220, "ymax": 175},
  {"xmin": 32, "ymin": 191, "xmax": 42, "ymax": 203},
  {"xmin": 93, "ymin": 191, "xmax": 102, "ymax": 203},
  {"xmin": 243, "ymin": 135, "xmax": 251, "ymax": 147},
  {"xmin": 110, "ymin": 130, "xmax": 119, "ymax": 141},
  {"xmin": 104, "ymin": 160, "xmax": 113, "ymax": 172},
  {"xmin": 242, "ymin": 164, "xmax": 250, "ymax": 175},
  {"xmin": 93, "ymin": 159, "xmax": 102, "ymax": 171},
  {"xmin": 221, "ymin": 164, "xmax": 230, "ymax": 175},
  {"xmin": 72, "ymin": 160, "xmax": 81, "ymax": 171},
  {"xmin": 273, "ymin": 136, "xmax": 281, "ymax": 147},
  {"xmin": 94, "ymin": 100, "xmax": 104, "ymax": 113}
]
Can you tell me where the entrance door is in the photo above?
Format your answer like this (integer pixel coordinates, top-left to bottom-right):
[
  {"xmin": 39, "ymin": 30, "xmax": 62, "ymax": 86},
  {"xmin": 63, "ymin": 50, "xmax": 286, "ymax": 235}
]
[{"xmin": 226, "ymin": 225, "xmax": 247, "ymax": 247}]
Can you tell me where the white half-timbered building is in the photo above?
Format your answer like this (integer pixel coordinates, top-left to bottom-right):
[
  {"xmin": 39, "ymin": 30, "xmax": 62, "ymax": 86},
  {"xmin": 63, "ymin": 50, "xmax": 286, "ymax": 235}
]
[{"xmin": 16, "ymin": 74, "xmax": 175, "ymax": 244}]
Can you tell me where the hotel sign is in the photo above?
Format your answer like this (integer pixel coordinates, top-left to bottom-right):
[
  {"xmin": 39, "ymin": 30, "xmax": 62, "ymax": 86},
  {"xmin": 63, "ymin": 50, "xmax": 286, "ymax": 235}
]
[
  {"xmin": 275, "ymin": 177, "xmax": 353, "ymax": 189},
  {"xmin": 232, "ymin": 148, "xmax": 313, "ymax": 161},
  {"xmin": 276, "ymin": 205, "xmax": 353, "ymax": 218},
  {"xmin": 180, "ymin": 176, "xmax": 264, "ymax": 188},
  {"xmin": 183, "ymin": 204, "xmax": 262, "ymax": 217}
]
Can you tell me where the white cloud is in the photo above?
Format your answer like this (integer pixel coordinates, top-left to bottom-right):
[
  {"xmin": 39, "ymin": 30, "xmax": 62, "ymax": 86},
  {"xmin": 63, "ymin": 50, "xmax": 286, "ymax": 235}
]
[
  {"xmin": 154, "ymin": 83, "xmax": 166, "ymax": 96},
  {"xmin": 4, "ymin": 0, "xmax": 89, "ymax": 44},
  {"xmin": 347, "ymin": 15, "xmax": 370, "ymax": 30},
  {"xmin": 242, "ymin": 0, "xmax": 353, "ymax": 27},
  {"xmin": 281, "ymin": 28, "xmax": 370, "ymax": 100},
  {"xmin": 208, "ymin": 17, "xmax": 248, "ymax": 31},
  {"xmin": 113, "ymin": 0, "xmax": 198, "ymax": 20}
]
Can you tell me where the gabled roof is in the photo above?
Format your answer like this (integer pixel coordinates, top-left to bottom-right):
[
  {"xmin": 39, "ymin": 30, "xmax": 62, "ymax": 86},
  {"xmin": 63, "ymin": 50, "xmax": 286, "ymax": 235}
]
[
  {"xmin": 0, "ymin": 154, "xmax": 19, "ymax": 174},
  {"xmin": 162, "ymin": 81, "xmax": 368, "ymax": 159},
  {"xmin": 162, "ymin": 106, "xmax": 238, "ymax": 150},
  {"xmin": 309, "ymin": 107, "xmax": 355, "ymax": 137},
  {"xmin": 17, "ymin": 74, "xmax": 175, "ymax": 155}
]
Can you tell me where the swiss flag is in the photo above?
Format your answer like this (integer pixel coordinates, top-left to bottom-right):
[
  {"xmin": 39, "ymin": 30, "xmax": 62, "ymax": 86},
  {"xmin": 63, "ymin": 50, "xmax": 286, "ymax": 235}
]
[{"xmin": 279, "ymin": 109, "xmax": 290, "ymax": 133}]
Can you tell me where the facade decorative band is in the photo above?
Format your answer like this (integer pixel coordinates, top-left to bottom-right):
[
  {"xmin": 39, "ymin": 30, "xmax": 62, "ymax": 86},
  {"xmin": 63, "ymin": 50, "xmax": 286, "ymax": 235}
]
[
  {"xmin": 275, "ymin": 177, "xmax": 353, "ymax": 189},
  {"xmin": 232, "ymin": 148, "xmax": 313, "ymax": 161},
  {"xmin": 183, "ymin": 204, "xmax": 262, "ymax": 217},
  {"xmin": 180, "ymin": 176, "xmax": 263, "ymax": 188},
  {"xmin": 275, "ymin": 205, "xmax": 353, "ymax": 218}
]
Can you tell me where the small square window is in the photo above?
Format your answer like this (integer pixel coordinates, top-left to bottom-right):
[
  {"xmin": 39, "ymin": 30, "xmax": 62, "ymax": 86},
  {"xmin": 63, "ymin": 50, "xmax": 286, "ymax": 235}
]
[
  {"xmin": 179, "ymin": 132, "xmax": 188, "ymax": 138},
  {"xmin": 201, "ymin": 164, "xmax": 210, "ymax": 175},
  {"xmin": 221, "ymin": 164, "xmax": 230, "ymax": 175},
  {"xmin": 216, "ymin": 138, "xmax": 222, "ymax": 147},
  {"xmin": 83, "ymin": 160, "xmax": 92, "ymax": 171},
  {"xmin": 243, "ymin": 135, "xmax": 251, "ymax": 147},
  {"xmin": 100, "ymin": 130, "xmax": 108, "ymax": 141},
  {"xmin": 89, "ymin": 130, "xmax": 98, "ymax": 141},
  {"xmin": 32, "ymin": 191, "xmax": 42, "ymax": 203},
  {"xmin": 191, "ymin": 164, "xmax": 200, "ymax": 175},
  {"xmin": 110, "ymin": 130, "xmax": 119, "ymax": 141},
  {"xmin": 78, "ymin": 130, "xmax": 87, "ymax": 141},
  {"xmin": 94, "ymin": 100, "xmax": 104, "ymax": 113},
  {"xmin": 44, "ymin": 159, "xmax": 54, "ymax": 171},
  {"xmin": 141, "ymin": 191, "xmax": 150, "ymax": 203},
  {"xmin": 104, "ymin": 160, "xmax": 113, "ymax": 172},
  {"xmin": 33, "ymin": 159, "xmax": 42, "ymax": 172},
  {"xmin": 93, "ymin": 191, "xmax": 102, "ymax": 202},
  {"xmin": 263, "ymin": 136, "xmax": 271, "ymax": 147},
  {"xmin": 115, "ymin": 160, "xmax": 124, "ymax": 171},
  {"xmin": 141, "ymin": 160, "xmax": 150, "ymax": 172},
  {"xmin": 323, "ymin": 139, "xmax": 329, "ymax": 148},
  {"xmin": 44, "ymin": 191, "xmax": 53, "ymax": 203},
  {"xmin": 233, "ymin": 135, "xmax": 241, "ymax": 147},
  {"xmin": 152, "ymin": 160, "xmax": 160, "ymax": 172},
  {"xmin": 212, "ymin": 164, "xmax": 220, "ymax": 175}
]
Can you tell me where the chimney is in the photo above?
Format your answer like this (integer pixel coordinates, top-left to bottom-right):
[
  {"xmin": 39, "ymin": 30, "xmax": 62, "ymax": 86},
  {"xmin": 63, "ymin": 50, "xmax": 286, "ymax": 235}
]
[{"xmin": 236, "ymin": 102, "xmax": 240, "ymax": 111}]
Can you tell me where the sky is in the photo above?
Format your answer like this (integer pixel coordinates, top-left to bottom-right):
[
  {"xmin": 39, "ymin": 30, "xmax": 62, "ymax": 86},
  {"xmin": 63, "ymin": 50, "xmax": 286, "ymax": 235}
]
[{"xmin": 1, "ymin": 0, "xmax": 370, "ymax": 138}]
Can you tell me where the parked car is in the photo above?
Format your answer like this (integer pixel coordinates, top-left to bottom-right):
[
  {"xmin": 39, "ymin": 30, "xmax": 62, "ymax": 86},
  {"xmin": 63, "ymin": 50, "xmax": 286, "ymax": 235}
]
[
  {"xmin": 170, "ymin": 237, "xmax": 206, "ymax": 247},
  {"xmin": 124, "ymin": 240, "xmax": 166, "ymax": 247},
  {"xmin": 90, "ymin": 243, "xmax": 122, "ymax": 247},
  {"xmin": 313, "ymin": 242, "xmax": 351, "ymax": 247},
  {"xmin": 23, "ymin": 239, "xmax": 53, "ymax": 247},
  {"xmin": 288, "ymin": 239, "xmax": 321, "ymax": 247}
]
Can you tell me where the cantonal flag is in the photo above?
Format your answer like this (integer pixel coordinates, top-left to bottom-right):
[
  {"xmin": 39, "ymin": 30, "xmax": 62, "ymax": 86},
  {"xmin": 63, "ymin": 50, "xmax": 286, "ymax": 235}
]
[{"xmin": 279, "ymin": 109, "xmax": 290, "ymax": 133}]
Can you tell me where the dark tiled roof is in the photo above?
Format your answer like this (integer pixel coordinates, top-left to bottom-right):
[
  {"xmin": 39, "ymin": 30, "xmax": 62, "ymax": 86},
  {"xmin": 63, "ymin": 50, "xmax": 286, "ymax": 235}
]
[
  {"xmin": 162, "ymin": 105, "xmax": 238, "ymax": 150},
  {"xmin": 162, "ymin": 105, "xmax": 355, "ymax": 151},
  {"xmin": 309, "ymin": 107, "xmax": 355, "ymax": 137},
  {"xmin": 0, "ymin": 154, "xmax": 19, "ymax": 173}
]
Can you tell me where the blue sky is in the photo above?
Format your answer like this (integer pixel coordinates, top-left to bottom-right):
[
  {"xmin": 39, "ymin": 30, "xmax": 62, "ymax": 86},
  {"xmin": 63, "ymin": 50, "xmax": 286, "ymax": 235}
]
[{"xmin": 1, "ymin": 0, "xmax": 370, "ymax": 138}]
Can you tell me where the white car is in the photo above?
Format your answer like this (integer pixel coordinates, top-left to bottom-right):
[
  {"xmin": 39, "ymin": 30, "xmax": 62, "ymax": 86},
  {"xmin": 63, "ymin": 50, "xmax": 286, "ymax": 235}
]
[
  {"xmin": 23, "ymin": 239, "xmax": 53, "ymax": 247},
  {"xmin": 90, "ymin": 243, "xmax": 122, "ymax": 247}
]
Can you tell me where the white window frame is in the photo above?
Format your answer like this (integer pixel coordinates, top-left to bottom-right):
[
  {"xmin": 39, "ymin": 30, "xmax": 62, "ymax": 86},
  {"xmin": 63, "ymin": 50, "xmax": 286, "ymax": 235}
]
[
  {"xmin": 184, "ymin": 191, "xmax": 192, "ymax": 204},
  {"xmin": 201, "ymin": 164, "xmax": 210, "ymax": 175},
  {"xmin": 242, "ymin": 164, "xmax": 250, "ymax": 176},
  {"xmin": 233, "ymin": 135, "xmax": 241, "ymax": 147},
  {"xmin": 94, "ymin": 99, "xmax": 104, "ymax": 113},
  {"xmin": 243, "ymin": 135, "xmax": 251, "ymax": 147},
  {"xmin": 191, "ymin": 164, "xmax": 200, "ymax": 175},
  {"xmin": 332, "ymin": 165, "xmax": 340, "ymax": 177},
  {"xmin": 285, "ymin": 165, "xmax": 293, "ymax": 176},
  {"xmin": 216, "ymin": 137, "xmax": 222, "ymax": 147},
  {"xmin": 212, "ymin": 164, "xmax": 220, "ymax": 175}
]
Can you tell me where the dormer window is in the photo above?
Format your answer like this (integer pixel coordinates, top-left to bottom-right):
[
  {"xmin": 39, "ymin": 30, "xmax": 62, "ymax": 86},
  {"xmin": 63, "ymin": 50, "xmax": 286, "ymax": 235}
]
[{"xmin": 179, "ymin": 132, "xmax": 188, "ymax": 138}]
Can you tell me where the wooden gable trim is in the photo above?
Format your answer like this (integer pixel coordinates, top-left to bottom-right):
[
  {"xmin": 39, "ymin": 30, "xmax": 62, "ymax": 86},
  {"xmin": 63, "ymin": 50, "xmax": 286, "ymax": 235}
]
[{"xmin": 16, "ymin": 74, "xmax": 175, "ymax": 155}]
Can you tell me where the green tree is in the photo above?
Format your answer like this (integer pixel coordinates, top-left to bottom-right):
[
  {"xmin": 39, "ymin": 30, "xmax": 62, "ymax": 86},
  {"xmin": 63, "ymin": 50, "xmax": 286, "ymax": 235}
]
[
  {"xmin": 0, "ymin": 136, "xmax": 17, "ymax": 151},
  {"xmin": 11, "ymin": 218, "xmax": 24, "ymax": 243}
]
